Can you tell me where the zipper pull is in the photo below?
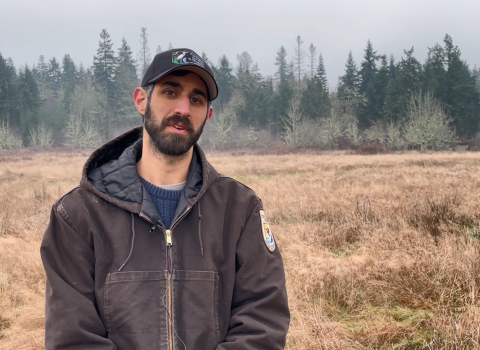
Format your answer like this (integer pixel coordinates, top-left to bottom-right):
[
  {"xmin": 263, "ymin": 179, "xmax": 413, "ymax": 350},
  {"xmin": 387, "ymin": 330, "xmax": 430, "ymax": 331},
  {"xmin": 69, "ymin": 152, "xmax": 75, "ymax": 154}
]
[{"xmin": 166, "ymin": 229, "xmax": 172, "ymax": 246}]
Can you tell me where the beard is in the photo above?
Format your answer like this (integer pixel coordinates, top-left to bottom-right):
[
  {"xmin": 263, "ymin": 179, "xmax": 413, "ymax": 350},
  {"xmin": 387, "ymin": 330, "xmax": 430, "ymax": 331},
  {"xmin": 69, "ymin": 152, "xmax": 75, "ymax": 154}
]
[{"xmin": 143, "ymin": 105, "xmax": 206, "ymax": 158}]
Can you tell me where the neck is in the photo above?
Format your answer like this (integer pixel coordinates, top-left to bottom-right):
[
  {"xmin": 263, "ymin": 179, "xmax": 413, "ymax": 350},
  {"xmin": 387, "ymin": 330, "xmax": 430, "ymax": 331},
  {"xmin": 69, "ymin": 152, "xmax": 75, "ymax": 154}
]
[{"xmin": 137, "ymin": 130, "xmax": 193, "ymax": 187}]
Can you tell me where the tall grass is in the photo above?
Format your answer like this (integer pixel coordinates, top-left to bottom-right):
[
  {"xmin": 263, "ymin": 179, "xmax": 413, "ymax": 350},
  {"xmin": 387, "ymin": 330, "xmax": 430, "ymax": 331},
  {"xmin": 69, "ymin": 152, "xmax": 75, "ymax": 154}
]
[{"xmin": 1, "ymin": 150, "xmax": 480, "ymax": 349}]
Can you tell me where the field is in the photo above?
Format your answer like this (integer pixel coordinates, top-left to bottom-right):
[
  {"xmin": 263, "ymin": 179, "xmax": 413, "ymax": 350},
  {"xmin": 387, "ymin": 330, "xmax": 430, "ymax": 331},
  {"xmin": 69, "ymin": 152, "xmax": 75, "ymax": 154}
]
[{"xmin": 2, "ymin": 150, "xmax": 480, "ymax": 349}]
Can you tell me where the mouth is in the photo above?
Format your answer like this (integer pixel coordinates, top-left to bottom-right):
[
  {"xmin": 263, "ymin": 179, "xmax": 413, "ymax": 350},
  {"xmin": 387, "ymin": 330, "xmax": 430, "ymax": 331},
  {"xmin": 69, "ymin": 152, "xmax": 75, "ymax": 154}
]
[{"xmin": 167, "ymin": 123, "xmax": 189, "ymax": 134}]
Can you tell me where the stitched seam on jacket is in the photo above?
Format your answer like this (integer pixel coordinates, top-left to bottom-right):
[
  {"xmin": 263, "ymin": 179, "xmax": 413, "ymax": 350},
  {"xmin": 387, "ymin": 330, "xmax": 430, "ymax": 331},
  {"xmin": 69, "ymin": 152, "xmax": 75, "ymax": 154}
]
[
  {"xmin": 52, "ymin": 189, "xmax": 82, "ymax": 232},
  {"xmin": 213, "ymin": 176, "xmax": 261, "ymax": 229},
  {"xmin": 240, "ymin": 199, "xmax": 262, "ymax": 236},
  {"xmin": 52, "ymin": 188, "xmax": 94, "ymax": 246}
]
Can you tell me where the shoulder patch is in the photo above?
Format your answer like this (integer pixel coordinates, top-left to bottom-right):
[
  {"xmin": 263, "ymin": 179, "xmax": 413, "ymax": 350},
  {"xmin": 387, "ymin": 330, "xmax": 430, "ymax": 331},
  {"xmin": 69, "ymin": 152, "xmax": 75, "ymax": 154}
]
[{"xmin": 260, "ymin": 210, "xmax": 275, "ymax": 253}]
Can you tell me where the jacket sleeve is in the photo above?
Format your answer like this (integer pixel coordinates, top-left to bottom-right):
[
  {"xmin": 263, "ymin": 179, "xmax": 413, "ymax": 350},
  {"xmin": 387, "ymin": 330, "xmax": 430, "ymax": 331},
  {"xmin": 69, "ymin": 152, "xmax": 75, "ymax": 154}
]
[
  {"xmin": 40, "ymin": 202, "xmax": 118, "ymax": 350},
  {"xmin": 217, "ymin": 201, "xmax": 290, "ymax": 350}
]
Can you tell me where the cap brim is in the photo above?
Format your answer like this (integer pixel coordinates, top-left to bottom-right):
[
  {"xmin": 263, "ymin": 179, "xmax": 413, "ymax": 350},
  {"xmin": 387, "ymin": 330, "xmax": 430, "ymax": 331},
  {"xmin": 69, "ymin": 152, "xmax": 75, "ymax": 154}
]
[{"xmin": 146, "ymin": 65, "xmax": 218, "ymax": 101}]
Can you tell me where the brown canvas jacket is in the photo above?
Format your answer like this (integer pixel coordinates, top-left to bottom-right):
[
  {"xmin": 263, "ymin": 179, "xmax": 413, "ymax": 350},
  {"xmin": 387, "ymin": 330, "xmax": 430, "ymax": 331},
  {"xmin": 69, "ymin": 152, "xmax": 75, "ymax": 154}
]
[{"xmin": 41, "ymin": 127, "xmax": 290, "ymax": 350}]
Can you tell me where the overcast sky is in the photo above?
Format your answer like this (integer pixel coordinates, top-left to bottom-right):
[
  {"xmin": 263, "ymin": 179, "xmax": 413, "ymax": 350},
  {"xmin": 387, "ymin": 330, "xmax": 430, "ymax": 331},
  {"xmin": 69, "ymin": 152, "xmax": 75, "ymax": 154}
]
[{"xmin": 2, "ymin": 0, "xmax": 480, "ymax": 88}]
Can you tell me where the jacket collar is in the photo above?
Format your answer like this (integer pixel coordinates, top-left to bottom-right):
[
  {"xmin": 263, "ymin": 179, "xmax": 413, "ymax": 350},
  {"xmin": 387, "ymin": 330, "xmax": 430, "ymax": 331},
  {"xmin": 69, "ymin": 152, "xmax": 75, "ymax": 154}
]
[{"xmin": 80, "ymin": 127, "xmax": 218, "ymax": 225}]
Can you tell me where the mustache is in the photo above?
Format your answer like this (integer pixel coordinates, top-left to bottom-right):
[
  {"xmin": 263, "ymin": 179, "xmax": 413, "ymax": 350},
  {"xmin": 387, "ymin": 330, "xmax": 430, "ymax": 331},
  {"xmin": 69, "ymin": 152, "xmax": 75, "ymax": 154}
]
[{"xmin": 161, "ymin": 115, "xmax": 194, "ymax": 132}]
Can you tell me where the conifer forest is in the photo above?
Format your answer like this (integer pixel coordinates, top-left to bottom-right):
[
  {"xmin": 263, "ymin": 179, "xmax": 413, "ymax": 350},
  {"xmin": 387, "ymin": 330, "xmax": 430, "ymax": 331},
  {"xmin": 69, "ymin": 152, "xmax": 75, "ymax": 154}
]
[{"xmin": 1, "ymin": 28, "xmax": 480, "ymax": 152}]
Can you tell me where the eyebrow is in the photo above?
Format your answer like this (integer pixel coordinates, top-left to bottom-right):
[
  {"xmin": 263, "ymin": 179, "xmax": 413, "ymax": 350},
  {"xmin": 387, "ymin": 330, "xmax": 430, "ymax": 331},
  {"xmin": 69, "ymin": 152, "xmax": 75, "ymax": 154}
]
[
  {"xmin": 161, "ymin": 81, "xmax": 207, "ymax": 100},
  {"xmin": 193, "ymin": 88, "xmax": 207, "ymax": 100}
]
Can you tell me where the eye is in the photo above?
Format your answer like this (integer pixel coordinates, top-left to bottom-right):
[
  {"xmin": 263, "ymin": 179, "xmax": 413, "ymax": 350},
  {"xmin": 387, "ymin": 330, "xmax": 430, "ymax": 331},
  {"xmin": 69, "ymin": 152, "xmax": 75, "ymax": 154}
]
[
  {"xmin": 164, "ymin": 90, "xmax": 176, "ymax": 97},
  {"xmin": 191, "ymin": 97, "xmax": 202, "ymax": 105}
]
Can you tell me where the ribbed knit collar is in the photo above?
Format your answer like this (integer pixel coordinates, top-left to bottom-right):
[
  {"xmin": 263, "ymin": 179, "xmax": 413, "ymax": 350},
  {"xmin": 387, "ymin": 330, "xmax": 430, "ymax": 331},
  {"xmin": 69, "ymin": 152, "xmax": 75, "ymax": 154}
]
[{"xmin": 140, "ymin": 177, "xmax": 183, "ymax": 200}]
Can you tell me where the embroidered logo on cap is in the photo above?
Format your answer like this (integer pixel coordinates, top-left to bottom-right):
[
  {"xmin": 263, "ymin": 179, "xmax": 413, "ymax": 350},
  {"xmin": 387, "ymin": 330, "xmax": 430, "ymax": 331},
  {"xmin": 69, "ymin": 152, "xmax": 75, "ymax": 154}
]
[
  {"xmin": 172, "ymin": 51, "xmax": 205, "ymax": 68},
  {"xmin": 260, "ymin": 210, "xmax": 275, "ymax": 253}
]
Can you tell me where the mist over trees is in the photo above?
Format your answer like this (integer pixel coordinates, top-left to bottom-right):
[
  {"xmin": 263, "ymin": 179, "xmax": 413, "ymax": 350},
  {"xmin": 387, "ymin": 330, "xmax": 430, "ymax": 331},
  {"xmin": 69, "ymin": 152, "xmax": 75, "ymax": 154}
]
[{"xmin": 1, "ymin": 29, "xmax": 479, "ymax": 151}]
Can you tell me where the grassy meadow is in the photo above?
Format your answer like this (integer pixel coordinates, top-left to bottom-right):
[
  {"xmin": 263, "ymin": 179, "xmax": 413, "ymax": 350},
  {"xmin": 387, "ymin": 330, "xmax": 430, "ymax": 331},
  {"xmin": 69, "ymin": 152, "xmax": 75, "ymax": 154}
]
[{"xmin": 2, "ymin": 150, "xmax": 480, "ymax": 349}]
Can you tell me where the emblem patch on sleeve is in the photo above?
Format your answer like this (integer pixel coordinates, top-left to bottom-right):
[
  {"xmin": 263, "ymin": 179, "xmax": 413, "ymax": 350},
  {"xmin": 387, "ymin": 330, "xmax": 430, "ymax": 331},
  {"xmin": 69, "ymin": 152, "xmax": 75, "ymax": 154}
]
[{"xmin": 260, "ymin": 210, "xmax": 275, "ymax": 253}]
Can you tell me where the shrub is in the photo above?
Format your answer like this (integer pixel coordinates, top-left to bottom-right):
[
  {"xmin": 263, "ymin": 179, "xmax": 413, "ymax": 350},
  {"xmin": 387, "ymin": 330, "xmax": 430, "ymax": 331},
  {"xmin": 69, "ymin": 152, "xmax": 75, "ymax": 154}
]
[
  {"xmin": 0, "ymin": 120, "xmax": 23, "ymax": 149},
  {"xmin": 319, "ymin": 110, "xmax": 344, "ymax": 149},
  {"xmin": 403, "ymin": 93, "xmax": 457, "ymax": 151},
  {"xmin": 345, "ymin": 117, "xmax": 363, "ymax": 148},
  {"xmin": 29, "ymin": 123, "xmax": 53, "ymax": 150},
  {"xmin": 63, "ymin": 114, "xmax": 101, "ymax": 149}
]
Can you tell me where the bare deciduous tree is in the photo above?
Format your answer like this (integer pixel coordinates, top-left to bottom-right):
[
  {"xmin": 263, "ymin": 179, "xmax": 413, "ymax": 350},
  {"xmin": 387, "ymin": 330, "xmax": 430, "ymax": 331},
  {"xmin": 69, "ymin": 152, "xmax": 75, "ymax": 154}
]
[
  {"xmin": 283, "ymin": 99, "xmax": 303, "ymax": 147},
  {"xmin": 137, "ymin": 27, "xmax": 152, "ymax": 77},
  {"xmin": 345, "ymin": 117, "xmax": 363, "ymax": 147},
  {"xmin": 236, "ymin": 52, "xmax": 253, "ymax": 72},
  {"xmin": 320, "ymin": 110, "xmax": 344, "ymax": 149}
]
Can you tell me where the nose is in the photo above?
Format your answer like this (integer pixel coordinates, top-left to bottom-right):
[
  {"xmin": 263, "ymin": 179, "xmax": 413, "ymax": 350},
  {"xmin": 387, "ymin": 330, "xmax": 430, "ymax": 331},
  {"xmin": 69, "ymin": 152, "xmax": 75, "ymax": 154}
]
[{"xmin": 173, "ymin": 95, "xmax": 191, "ymax": 117}]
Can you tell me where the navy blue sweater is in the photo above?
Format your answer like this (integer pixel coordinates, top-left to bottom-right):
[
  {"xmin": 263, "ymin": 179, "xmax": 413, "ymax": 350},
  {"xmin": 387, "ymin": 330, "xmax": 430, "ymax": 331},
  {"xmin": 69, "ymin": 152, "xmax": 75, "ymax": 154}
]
[{"xmin": 140, "ymin": 178, "xmax": 183, "ymax": 229}]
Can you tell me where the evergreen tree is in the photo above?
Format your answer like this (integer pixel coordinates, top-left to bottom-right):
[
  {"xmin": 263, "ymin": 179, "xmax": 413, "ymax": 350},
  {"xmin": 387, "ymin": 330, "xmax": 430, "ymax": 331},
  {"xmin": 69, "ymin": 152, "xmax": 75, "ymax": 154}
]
[
  {"xmin": 356, "ymin": 40, "xmax": 380, "ymax": 126},
  {"xmin": 367, "ymin": 55, "xmax": 389, "ymax": 123},
  {"xmin": 441, "ymin": 34, "xmax": 480, "ymax": 136},
  {"xmin": 137, "ymin": 27, "xmax": 151, "ymax": 77},
  {"xmin": 46, "ymin": 57, "xmax": 62, "ymax": 99},
  {"xmin": 384, "ymin": 48, "xmax": 423, "ymax": 123},
  {"xmin": 235, "ymin": 62, "xmax": 268, "ymax": 127},
  {"xmin": 388, "ymin": 55, "xmax": 396, "ymax": 81},
  {"xmin": 307, "ymin": 44, "xmax": 317, "ymax": 79},
  {"xmin": 359, "ymin": 40, "xmax": 378, "ymax": 94},
  {"xmin": 61, "ymin": 54, "xmax": 78, "ymax": 113},
  {"xmin": 36, "ymin": 55, "xmax": 49, "ymax": 98},
  {"xmin": 473, "ymin": 66, "xmax": 480, "ymax": 94},
  {"xmin": 271, "ymin": 49, "xmax": 294, "ymax": 129},
  {"xmin": 93, "ymin": 29, "xmax": 116, "ymax": 138},
  {"xmin": 300, "ymin": 53, "xmax": 330, "ymax": 120},
  {"xmin": 287, "ymin": 61, "xmax": 296, "ymax": 87},
  {"xmin": 36, "ymin": 56, "xmax": 66, "ymax": 135},
  {"xmin": 423, "ymin": 43, "xmax": 446, "ymax": 98},
  {"xmin": 78, "ymin": 63, "xmax": 86, "ymax": 81},
  {"xmin": 274, "ymin": 46, "xmax": 288, "ymax": 81},
  {"xmin": 293, "ymin": 35, "xmax": 305, "ymax": 85},
  {"xmin": 115, "ymin": 37, "xmax": 138, "ymax": 126},
  {"xmin": 214, "ymin": 55, "xmax": 235, "ymax": 108},
  {"xmin": 263, "ymin": 78, "xmax": 275, "ymax": 127},
  {"xmin": 201, "ymin": 52, "xmax": 213, "ymax": 67},
  {"xmin": 117, "ymin": 37, "xmax": 137, "ymax": 72},
  {"xmin": 0, "ymin": 53, "xmax": 18, "ymax": 123},
  {"xmin": 17, "ymin": 66, "xmax": 41, "ymax": 134},
  {"xmin": 317, "ymin": 54, "xmax": 328, "ymax": 91},
  {"xmin": 156, "ymin": 45, "xmax": 163, "ymax": 54},
  {"xmin": 337, "ymin": 51, "xmax": 360, "ymax": 101}
]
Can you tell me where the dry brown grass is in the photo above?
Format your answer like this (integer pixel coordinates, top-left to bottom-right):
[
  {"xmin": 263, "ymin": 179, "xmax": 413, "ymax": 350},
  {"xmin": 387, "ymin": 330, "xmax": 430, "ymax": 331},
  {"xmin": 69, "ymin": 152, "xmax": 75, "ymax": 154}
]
[{"xmin": 2, "ymin": 150, "xmax": 480, "ymax": 349}]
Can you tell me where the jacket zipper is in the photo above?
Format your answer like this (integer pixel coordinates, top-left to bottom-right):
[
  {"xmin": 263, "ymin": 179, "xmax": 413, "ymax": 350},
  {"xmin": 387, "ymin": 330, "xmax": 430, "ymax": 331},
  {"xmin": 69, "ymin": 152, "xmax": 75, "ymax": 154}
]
[{"xmin": 140, "ymin": 207, "xmax": 192, "ymax": 350}]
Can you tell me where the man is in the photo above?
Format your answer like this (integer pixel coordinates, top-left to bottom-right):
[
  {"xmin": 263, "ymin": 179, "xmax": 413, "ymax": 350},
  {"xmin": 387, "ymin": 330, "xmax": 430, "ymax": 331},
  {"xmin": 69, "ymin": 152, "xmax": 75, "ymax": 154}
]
[{"xmin": 41, "ymin": 48, "xmax": 290, "ymax": 350}]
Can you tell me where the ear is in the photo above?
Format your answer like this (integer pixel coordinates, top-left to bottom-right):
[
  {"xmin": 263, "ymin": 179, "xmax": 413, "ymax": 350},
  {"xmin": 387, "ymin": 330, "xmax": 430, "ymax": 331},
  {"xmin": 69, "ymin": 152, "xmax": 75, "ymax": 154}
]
[
  {"xmin": 133, "ymin": 87, "xmax": 147, "ymax": 116},
  {"xmin": 205, "ymin": 105, "xmax": 214, "ymax": 123}
]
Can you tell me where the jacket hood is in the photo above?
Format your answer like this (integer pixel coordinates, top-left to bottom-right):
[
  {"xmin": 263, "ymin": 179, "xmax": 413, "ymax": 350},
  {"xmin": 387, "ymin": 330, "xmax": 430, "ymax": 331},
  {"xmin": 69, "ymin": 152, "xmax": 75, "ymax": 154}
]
[{"xmin": 80, "ymin": 127, "xmax": 218, "ymax": 225}]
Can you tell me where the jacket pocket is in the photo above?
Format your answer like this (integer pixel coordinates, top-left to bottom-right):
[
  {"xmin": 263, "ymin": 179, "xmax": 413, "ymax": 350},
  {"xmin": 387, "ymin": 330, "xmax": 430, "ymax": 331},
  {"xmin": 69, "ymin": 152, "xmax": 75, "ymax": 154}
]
[
  {"xmin": 104, "ymin": 271, "xmax": 169, "ymax": 349},
  {"xmin": 172, "ymin": 270, "xmax": 220, "ymax": 350}
]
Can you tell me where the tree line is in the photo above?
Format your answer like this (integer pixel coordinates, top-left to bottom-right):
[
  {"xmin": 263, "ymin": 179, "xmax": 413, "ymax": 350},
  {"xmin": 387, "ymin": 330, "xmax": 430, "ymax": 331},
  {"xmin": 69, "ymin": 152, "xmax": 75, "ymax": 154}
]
[{"xmin": 1, "ymin": 29, "xmax": 479, "ymax": 151}]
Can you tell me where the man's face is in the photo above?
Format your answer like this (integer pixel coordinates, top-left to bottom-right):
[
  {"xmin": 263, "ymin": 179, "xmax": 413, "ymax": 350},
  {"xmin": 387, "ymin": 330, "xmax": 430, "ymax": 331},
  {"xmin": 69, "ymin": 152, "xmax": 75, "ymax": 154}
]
[{"xmin": 139, "ymin": 72, "xmax": 213, "ymax": 157}]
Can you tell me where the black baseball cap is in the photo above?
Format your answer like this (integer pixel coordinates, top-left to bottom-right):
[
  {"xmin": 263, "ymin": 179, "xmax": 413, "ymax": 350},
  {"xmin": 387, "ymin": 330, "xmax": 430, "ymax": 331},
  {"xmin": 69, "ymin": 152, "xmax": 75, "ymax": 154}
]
[{"xmin": 141, "ymin": 48, "xmax": 218, "ymax": 101}]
